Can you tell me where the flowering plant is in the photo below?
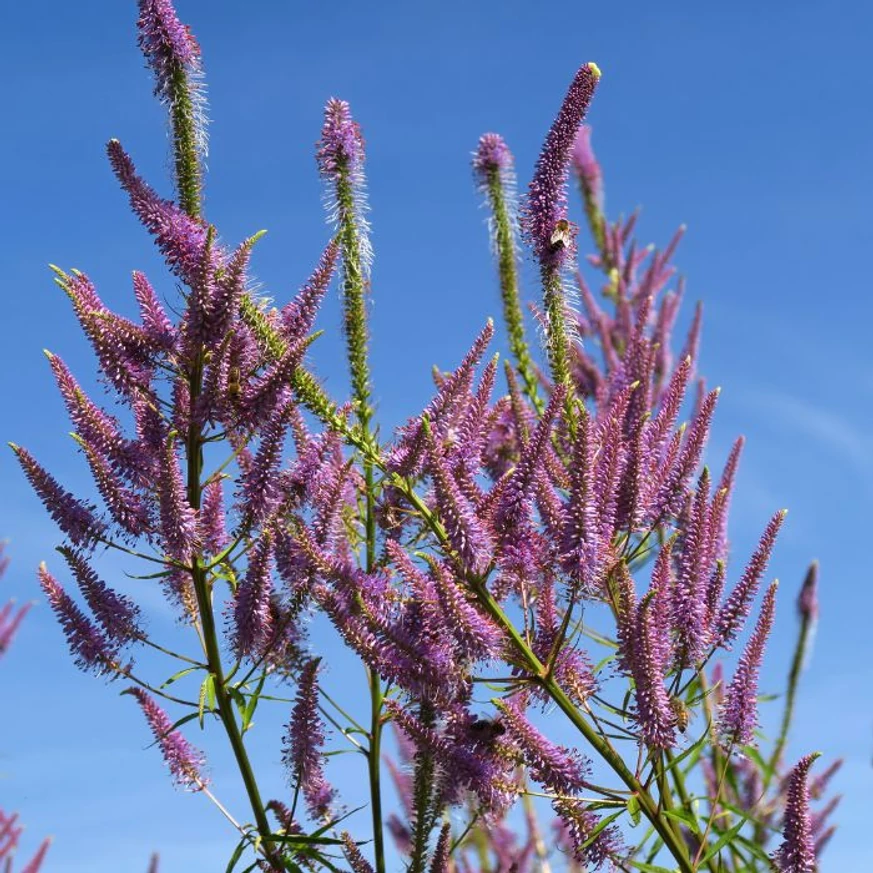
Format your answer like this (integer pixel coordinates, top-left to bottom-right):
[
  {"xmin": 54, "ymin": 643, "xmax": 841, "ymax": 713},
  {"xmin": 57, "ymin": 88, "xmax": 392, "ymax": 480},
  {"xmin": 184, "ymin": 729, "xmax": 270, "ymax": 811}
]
[{"xmin": 12, "ymin": 2, "xmax": 840, "ymax": 871}]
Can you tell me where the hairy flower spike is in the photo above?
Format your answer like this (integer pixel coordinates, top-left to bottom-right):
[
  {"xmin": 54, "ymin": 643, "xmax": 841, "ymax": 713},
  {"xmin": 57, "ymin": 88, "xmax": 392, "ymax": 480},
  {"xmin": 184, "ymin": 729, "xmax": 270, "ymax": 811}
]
[
  {"xmin": 523, "ymin": 62, "xmax": 601, "ymax": 268},
  {"xmin": 318, "ymin": 98, "xmax": 373, "ymax": 417},
  {"xmin": 716, "ymin": 509, "xmax": 786, "ymax": 648},
  {"xmin": 38, "ymin": 564, "xmax": 118, "ymax": 675},
  {"xmin": 773, "ymin": 753, "xmax": 820, "ymax": 872},
  {"xmin": 719, "ymin": 581, "xmax": 778, "ymax": 746},
  {"xmin": 130, "ymin": 687, "xmax": 207, "ymax": 790},
  {"xmin": 232, "ymin": 533, "xmax": 274, "ymax": 659},
  {"xmin": 12, "ymin": 444, "xmax": 105, "ymax": 547},
  {"xmin": 284, "ymin": 658, "xmax": 335, "ymax": 820},
  {"xmin": 58, "ymin": 547, "xmax": 142, "ymax": 645},
  {"xmin": 137, "ymin": 0, "xmax": 208, "ymax": 214}
]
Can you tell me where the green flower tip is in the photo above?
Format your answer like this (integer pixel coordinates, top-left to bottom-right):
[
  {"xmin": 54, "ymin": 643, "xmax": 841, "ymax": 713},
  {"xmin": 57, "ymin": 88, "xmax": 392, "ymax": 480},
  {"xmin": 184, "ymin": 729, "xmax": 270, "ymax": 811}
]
[{"xmin": 586, "ymin": 62, "xmax": 602, "ymax": 80}]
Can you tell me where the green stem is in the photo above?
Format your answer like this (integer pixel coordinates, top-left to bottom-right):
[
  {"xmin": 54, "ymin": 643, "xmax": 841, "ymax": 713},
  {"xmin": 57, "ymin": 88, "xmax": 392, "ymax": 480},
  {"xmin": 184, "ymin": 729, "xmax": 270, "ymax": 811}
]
[
  {"xmin": 767, "ymin": 610, "xmax": 812, "ymax": 787},
  {"xmin": 541, "ymin": 267, "xmax": 577, "ymax": 432},
  {"xmin": 168, "ymin": 61, "xmax": 202, "ymax": 218},
  {"xmin": 486, "ymin": 169, "xmax": 542, "ymax": 413}
]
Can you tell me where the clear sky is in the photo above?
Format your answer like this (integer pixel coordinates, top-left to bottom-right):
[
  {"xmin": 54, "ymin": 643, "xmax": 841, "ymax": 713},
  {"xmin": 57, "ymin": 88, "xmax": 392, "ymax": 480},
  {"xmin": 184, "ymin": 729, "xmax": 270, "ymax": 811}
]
[{"xmin": 1, "ymin": 2, "xmax": 871, "ymax": 871}]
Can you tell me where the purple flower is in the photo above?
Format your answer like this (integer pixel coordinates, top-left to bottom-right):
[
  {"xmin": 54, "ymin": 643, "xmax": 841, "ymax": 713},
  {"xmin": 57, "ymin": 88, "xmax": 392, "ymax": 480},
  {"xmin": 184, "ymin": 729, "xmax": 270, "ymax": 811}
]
[
  {"xmin": 571, "ymin": 125, "xmax": 603, "ymax": 210},
  {"xmin": 773, "ymin": 753, "xmax": 820, "ymax": 873},
  {"xmin": 157, "ymin": 439, "xmax": 197, "ymax": 563},
  {"xmin": 129, "ymin": 687, "xmax": 207, "ymax": 790},
  {"xmin": 522, "ymin": 62, "xmax": 601, "ymax": 269},
  {"xmin": 715, "ymin": 510, "xmax": 786, "ymax": 648},
  {"xmin": 232, "ymin": 533, "xmax": 275, "ymax": 659},
  {"xmin": 283, "ymin": 658, "xmax": 335, "ymax": 819},
  {"xmin": 58, "ymin": 547, "xmax": 142, "ymax": 645},
  {"xmin": 132, "ymin": 271, "xmax": 177, "ymax": 351},
  {"xmin": 553, "ymin": 797, "xmax": 623, "ymax": 870},
  {"xmin": 473, "ymin": 133, "xmax": 516, "ymax": 190},
  {"xmin": 499, "ymin": 698, "xmax": 589, "ymax": 796},
  {"xmin": 798, "ymin": 560, "xmax": 819, "ymax": 622},
  {"xmin": 341, "ymin": 832, "xmax": 375, "ymax": 873},
  {"xmin": 198, "ymin": 479, "xmax": 229, "ymax": 555},
  {"xmin": 38, "ymin": 564, "xmax": 118, "ymax": 675},
  {"xmin": 108, "ymin": 140, "xmax": 211, "ymax": 288},
  {"xmin": 719, "ymin": 581, "xmax": 778, "ymax": 746},
  {"xmin": 12, "ymin": 444, "xmax": 105, "ymax": 547}
]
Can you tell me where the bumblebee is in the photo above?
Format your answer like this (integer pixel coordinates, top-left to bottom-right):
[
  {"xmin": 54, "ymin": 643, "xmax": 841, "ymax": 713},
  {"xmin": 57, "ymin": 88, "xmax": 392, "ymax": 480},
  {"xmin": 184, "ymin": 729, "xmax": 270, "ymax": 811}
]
[
  {"xmin": 469, "ymin": 717, "xmax": 506, "ymax": 747},
  {"xmin": 227, "ymin": 366, "xmax": 241, "ymax": 402},
  {"xmin": 550, "ymin": 218, "xmax": 574, "ymax": 249}
]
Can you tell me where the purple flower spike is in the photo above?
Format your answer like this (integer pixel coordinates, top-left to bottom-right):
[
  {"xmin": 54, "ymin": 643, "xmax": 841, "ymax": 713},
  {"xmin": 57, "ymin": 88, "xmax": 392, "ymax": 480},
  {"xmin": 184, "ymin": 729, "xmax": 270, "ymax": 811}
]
[
  {"xmin": 715, "ymin": 509, "xmax": 786, "ymax": 648},
  {"xmin": 157, "ymin": 439, "xmax": 197, "ymax": 563},
  {"xmin": 107, "ymin": 140, "xmax": 211, "ymax": 288},
  {"xmin": 59, "ymin": 547, "xmax": 142, "ymax": 645},
  {"xmin": 284, "ymin": 658, "xmax": 335, "ymax": 820},
  {"xmin": 553, "ymin": 797, "xmax": 623, "ymax": 871},
  {"xmin": 130, "ymin": 687, "xmax": 207, "ymax": 790},
  {"xmin": 798, "ymin": 560, "xmax": 819, "ymax": 622},
  {"xmin": 500, "ymin": 698, "xmax": 589, "ymax": 796},
  {"xmin": 523, "ymin": 62, "xmax": 601, "ymax": 268},
  {"xmin": 137, "ymin": 0, "xmax": 208, "ymax": 160},
  {"xmin": 137, "ymin": 0, "xmax": 201, "ymax": 93},
  {"xmin": 773, "ymin": 753, "xmax": 820, "ymax": 873},
  {"xmin": 719, "ymin": 581, "xmax": 778, "ymax": 746},
  {"xmin": 317, "ymin": 98, "xmax": 365, "ymax": 181},
  {"xmin": 571, "ymin": 125, "xmax": 603, "ymax": 210},
  {"xmin": 232, "ymin": 533, "xmax": 274, "ymax": 659},
  {"xmin": 132, "ymin": 271, "xmax": 176, "ymax": 351},
  {"xmin": 473, "ymin": 133, "xmax": 515, "ymax": 188},
  {"xmin": 199, "ymin": 478, "xmax": 228, "ymax": 555},
  {"xmin": 341, "ymin": 832, "xmax": 375, "ymax": 873},
  {"xmin": 38, "ymin": 564, "xmax": 118, "ymax": 675},
  {"xmin": 12, "ymin": 444, "xmax": 105, "ymax": 547}
]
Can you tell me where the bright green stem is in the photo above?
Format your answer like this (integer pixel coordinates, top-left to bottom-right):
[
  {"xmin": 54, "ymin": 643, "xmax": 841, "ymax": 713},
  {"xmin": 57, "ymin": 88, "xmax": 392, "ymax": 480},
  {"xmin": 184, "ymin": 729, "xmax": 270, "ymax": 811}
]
[
  {"xmin": 186, "ymin": 346, "xmax": 277, "ymax": 866},
  {"xmin": 767, "ymin": 609, "xmax": 814, "ymax": 789},
  {"xmin": 168, "ymin": 62, "xmax": 202, "ymax": 218},
  {"xmin": 577, "ymin": 179, "xmax": 607, "ymax": 267},
  {"xmin": 335, "ymin": 159, "xmax": 386, "ymax": 873},
  {"xmin": 486, "ymin": 169, "xmax": 542, "ymax": 413},
  {"xmin": 335, "ymin": 163, "xmax": 371, "ymax": 419},
  {"xmin": 541, "ymin": 267, "xmax": 577, "ymax": 431}
]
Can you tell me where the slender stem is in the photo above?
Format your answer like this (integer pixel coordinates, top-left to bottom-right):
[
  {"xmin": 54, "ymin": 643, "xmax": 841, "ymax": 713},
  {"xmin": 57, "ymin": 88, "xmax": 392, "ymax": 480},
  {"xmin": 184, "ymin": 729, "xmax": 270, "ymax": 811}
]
[{"xmin": 767, "ymin": 610, "xmax": 812, "ymax": 788}]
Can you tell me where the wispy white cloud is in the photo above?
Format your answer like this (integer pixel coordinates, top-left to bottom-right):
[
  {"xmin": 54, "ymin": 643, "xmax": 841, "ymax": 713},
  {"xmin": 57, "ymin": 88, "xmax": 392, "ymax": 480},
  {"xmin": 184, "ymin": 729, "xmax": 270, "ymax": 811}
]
[{"xmin": 739, "ymin": 387, "xmax": 872, "ymax": 478}]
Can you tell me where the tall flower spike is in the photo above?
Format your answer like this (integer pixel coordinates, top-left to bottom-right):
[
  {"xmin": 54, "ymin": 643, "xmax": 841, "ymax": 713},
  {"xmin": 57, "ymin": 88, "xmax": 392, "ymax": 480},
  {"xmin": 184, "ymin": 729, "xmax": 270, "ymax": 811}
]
[
  {"xmin": 523, "ymin": 62, "xmax": 601, "ymax": 401},
  {"xmin": 129, "ymin": 687, "xmax": 207, "ymax": 790},
  {"xmin": 715, "ymin": 509, "xmax": 786, "ymax": 648},
  {"xmin": 232, "ymin": 532, "xmax": 274, "ymax": 659},
  {"xmin": 199, "ymin": 478, "xmax": 228, "ymax": 555},
  {"xmin": 317, "ymin": 98, "xmax": 372, "ymax": 418},
  {"xmin": 137, "ymin": 0, "xmax": 208, "ymax": 215},
  {"xmin": 773, "ymin": 753, "xmax": 820, "ymax": 873},
  {"xmin": 718, "ymin": 580, "xmax": 778, "ymax": 747},
  {"xmin": 157, "ymin": 438, "xmax": 197, "ymax": 563},
  {"xmin": 38, "ymin": 564, "xmax": 118, "ymax": 675},
  {"xmin": 58, "ymin": 547, "xmax": 142, "ymax": 645},
  {"xmin": 474, "ymin": 134, "xmax": 539, "ymax": 407},
  {"xmin": 107, "ymin": 141, "xmax": 210, "ymax": 287},
  {"xmin": 284, "ymin": 658, "xmax": 335, "ymax": 820},
  {"xmin": 132, "ymin": 271, "xmax": 176, "ymax": 351},
  {"xmin": 499, "ymin": 698, "xmax": 589, "ymax": 796},
  {"xmin": 11, "ymin": 444, "xmax": 105, "ymax": 547}
]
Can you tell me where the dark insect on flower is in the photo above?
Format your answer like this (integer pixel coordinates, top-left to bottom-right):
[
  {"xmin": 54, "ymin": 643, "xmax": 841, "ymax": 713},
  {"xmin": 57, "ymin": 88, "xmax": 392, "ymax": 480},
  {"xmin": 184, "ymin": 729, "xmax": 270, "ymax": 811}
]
[
  {"xmin": 669, "ymin": 697, "xmax": 691, "ymax": 734},
  {"xmin": 227, "ymin": 365, "xmax": 242, "ymax": 401},
  {"xmin": 550, "ymin": 218, "xmax": 574, "ymax": 249},
  {"xmin": 469, "ymin": 717, "xmax": 507, "ymax": 747}
]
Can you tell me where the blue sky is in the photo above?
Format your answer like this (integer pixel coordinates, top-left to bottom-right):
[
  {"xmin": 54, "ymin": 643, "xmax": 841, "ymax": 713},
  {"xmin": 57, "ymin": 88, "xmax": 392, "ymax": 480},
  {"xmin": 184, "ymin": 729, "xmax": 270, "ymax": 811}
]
[{"xmin": 1, "ymin": 1, "xmax": 871, "ymax": 871}]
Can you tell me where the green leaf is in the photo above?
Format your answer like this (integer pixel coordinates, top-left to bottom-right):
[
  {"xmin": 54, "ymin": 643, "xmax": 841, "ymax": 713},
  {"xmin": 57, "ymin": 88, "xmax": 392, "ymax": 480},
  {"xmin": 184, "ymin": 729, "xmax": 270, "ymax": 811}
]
[
  {"xmin": 224, "ymin": 835, "xmax": 249, "ymax": 873},
  {"xmin": 160, "ymin": 665, "xmax": 199, "ymax": 689},
  {"xmin": 627, "ymin": 794, "xmax": 641, "ymax": 827},
  {"xmin": 199, "ymin": 674, "xmax": 216, "ymax": 728},
  {"xmin": 663, "ymin": 807, "xmax": 699, "ymax": 835},
  {"xmin": 241, "ymin": 672, "xmax": 267, "ymax": 734},
  {"xmin": 628, "ymin": 861, "xmax": 676, "ymax": 873},
  {"xmin": 580, "ymin": 810, "xmax": 625, "ymax": 850},
  {"xmin": 700, "ymin": 821, "xmax": 746, "ymax": 865}
]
